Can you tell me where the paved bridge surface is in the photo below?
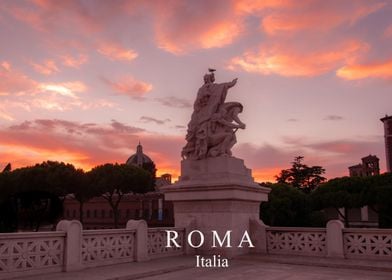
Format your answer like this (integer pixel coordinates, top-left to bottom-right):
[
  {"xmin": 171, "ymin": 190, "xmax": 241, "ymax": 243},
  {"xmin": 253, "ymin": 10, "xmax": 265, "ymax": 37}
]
[{"xmin": 16, "ymin": 254, "xmax": 392, "ymax": 280}]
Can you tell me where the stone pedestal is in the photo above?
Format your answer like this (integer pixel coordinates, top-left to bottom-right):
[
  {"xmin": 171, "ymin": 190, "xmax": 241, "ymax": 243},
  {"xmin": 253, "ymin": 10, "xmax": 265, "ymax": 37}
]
[{"xmin": 161, "ymin": 156, "xmax": 270, "ymax": 258}]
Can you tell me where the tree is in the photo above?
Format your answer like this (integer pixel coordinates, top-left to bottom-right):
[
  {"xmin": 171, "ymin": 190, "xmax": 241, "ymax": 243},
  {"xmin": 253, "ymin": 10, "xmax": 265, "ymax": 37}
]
[
  {"xmin": 276, "ymin": 156, "xmax": 326, "ymax": 193},
  {"xmin": 142, "ymin": 161, "xmax": 157, "ymax": 187},
  {"xmin": 360, "ymin": 173, "xmax": 392, "ymax": 228},
  {"xmin": 67, "ymin": 169, "xmax": 96, "ymax": 225},
  {"xmin": 88, "ymin": 163, "xmax": 153, "ymax": 228},
  {"xmin": 2, "ymin": 163, "xmax": 11, "ymax": 173},
  {"xmin": 260, "ymin": 183, "xmax": 325, "ymax": 227},
  {"xmin": 0, "ymin": 170, "xmax": 16, "ymax": 232},
  {"xmin": 311, "ymin": 174, "xmax": 392, "ymax": 228},
  {"xmin": 310, "ymin": 176, "xmax": 367, "ymax": 227},
  {"xmin": 0, "ymin": 161, "xmax": 79, "ymax": 231}
]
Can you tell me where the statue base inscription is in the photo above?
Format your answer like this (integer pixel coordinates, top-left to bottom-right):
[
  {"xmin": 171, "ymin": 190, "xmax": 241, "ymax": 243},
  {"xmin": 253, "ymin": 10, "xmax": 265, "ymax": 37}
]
[{"xmin": 162, "ymin": 156, "xmax": 270, "ymax": 258}]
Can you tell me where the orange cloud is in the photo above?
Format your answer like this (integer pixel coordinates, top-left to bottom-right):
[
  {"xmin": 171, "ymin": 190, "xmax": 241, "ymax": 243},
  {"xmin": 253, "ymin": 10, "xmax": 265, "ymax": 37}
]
[
  {"xmin": 0, "ymin": 62, "xmax": 111, "ymax": 117},
  {"xmin": 39, "ymin": 81, "xmax": 87, "ymax": 98},
  {"xmin": 97, "ymin": 43, "xmax": 138, "ymax": 62},
  {"xmin": 0, "ymin": 119, "xmax": 183, "ymax": 178},
  {"xmin": 227, "ymin": 40, "xmax": 367, "ymax": 77},
  {"xmin": 102, "ymin": 76, "xmax": 152, "ymax": 99},
  {"xmin": 336, "ymin": 59, "xmax": 392, "ymax": 80},
  {"xmin": 0, "ymin": 62, "xmax": 37, "ymax": 94},
  {"xmin": 234, "ymin": 0, "xmax": 294, "ymax": 14},
  {"xmin": 261, "ymin": 1, "xmax": 385, "ymax": 35},
  {"xmin": 384, "ymin": 24, "xmax": 392, "ymax": 38},
  {"xmin": 153, "ymin": 1, "xmax": 243, "ymax": 54},
  {"xmin": 252, "ymin": 167, "xmax": 282, "ymax": 183},
  {"xmin": 31, "ymin": 60, "xmax": 59, "ymax": 75},
  {"xmin": 1, "ymin": 61, "xmax": 11, "ymax": 71},
  {"xmin": 60, "ymin": 54, "xmax": 88, "ymax": 68}
]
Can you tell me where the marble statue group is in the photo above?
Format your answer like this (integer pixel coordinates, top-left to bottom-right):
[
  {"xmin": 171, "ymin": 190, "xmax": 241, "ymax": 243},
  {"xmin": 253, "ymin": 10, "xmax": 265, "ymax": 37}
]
[{"xmin": 182, "ymin": 69, "xmax": 245, "ymax": 160}]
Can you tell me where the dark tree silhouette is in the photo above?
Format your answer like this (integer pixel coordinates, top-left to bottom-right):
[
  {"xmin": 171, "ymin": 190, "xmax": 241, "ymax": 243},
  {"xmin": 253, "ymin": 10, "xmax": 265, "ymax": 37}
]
[
  {"xmin": 67, "ymin": 169, "xmax": 95, "ymax": 225},
  {"xmin": 88, "ymin": 163, "xmax": 153, "ymax": 228},
  {"xmin": 276, "ymin": 156, "xmax": 326, "ymax": 193},
  {"xmin": 260, "ymin": 183, "xmax": 326, "ymax": 227}
]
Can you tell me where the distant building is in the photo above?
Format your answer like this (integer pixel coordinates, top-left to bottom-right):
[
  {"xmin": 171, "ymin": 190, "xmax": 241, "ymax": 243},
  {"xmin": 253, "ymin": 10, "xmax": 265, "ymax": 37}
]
[
  {"xmin": 63, "ymin": 142, "xmax": 174, "ymax": 228},
  {"xmin": 63, "ymin": 192, "xmax": 174, "ymax": 229},
  {"xmin": 380, "ymin": 114, "xmax": 392, "ymax": 173},
  {"xmin": 348, "ymin": 155, "xmax": 380, "ymax": 177},
  {"xmin": 338, "ymin": 155, "xmax": 381, "ymax": 228},
  {"xmin": 126, "ymin": 141, "xmax": 154, "ymax": 168}
]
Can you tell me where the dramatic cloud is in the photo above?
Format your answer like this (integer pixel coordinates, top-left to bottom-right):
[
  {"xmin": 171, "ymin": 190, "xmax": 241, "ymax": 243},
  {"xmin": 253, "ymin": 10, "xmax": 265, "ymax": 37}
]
[
  {"xmin": 60, "ymin": 54, "xmax": 88, "ymax": 68},
  {"xmin": 385, "ymin": 24, "xmax": 392, "ymax": 38},
  {"xmin": 235, "ymin": 136, "xmax": 384, "ymax": 182},
  {"xmin": 155, "ymin": 96, "xmax": 192, "ymax": 108},
  {"xmin": 0, "ymin": 119, "xmax": 183, "ymax": 178},
  {"xmin": 39, "ymin": 81, "xmax": 86, "ymax": 98},
  {"xmin": 324, "ymin": 115, "xmax": 344, "ymax": 121},
  {"xmin": 153, "ymin": 1, "xmax": 243, "ymax": 54},
  {"xmin": 97, "ymin": 42, "xmax": 138, "ymax": 62},
  {"xmin": 0, "ymin": 62, "xmax": 37, "ymax": 94},
  {"xmin": 0, "ymin": 63, "xmax": 113, "ymax": 118},
  {"xmin": 102, "ymin": 76, "xmax": 153, "ymax": 99},
  {"xmin": 336, "ymin": 59, "xmax": 392, "ymax": 80},
  {"xmin": 234, "ymin": 0, "xmax": 294, "ymax": 14},
  {"xmin": 140, "ymin": 116, "xmax": 171, "ymax": 125},
  {"xmin": 261, "ymin": 1, "xmax": 385, "ymax": 35},
  {"xmin": 31, "ymin": 60, "xmax": 59, "ymax": 75},
  {"xmin": 227, "ymin": 40, "xmax": 367, "ymax": 77}
]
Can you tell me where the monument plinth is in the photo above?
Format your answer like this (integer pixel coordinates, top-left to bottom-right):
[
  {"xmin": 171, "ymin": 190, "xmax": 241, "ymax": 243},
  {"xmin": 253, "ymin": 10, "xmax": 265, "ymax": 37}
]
[{"xmin": 162, "ymin": 70, "xmax": 270, "ymax": 258}]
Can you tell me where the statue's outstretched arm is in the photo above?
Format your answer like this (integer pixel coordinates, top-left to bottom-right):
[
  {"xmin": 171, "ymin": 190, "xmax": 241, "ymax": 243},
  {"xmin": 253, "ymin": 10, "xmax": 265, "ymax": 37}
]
[{"xmin": 226, "ymin": 78, "xmax": 238, "ymax": 89}]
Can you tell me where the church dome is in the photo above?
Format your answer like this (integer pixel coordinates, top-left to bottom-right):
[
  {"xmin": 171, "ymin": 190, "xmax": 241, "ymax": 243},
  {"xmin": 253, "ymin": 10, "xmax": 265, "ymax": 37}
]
[{"xmin": 126, "ymin": 142, "xmax": 153, "ymax": 167}]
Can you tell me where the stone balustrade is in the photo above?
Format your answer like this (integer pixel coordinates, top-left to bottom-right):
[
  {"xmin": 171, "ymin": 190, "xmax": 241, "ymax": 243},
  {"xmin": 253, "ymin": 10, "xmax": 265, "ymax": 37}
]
[
  {"xmin": 253, "ymin": 220, "xmax": 392, "ymax": 260},
  {"xmin": 147, "ymin": 227, "xmax": 185, "ymax": 258},
  {"xmin": 266, "ymin": 227, "xmax": 327, "ymax": 256},
  {"xmin": 343, "ymin": 228, "xmax": 392, "ymax": 260},
  {"xmin": 1, "ymin": 219, "xmax": 392, "ymax": 279},
  {"xmin": 0, "ymin": 231, "xmax": 65, "ymax": 279},
  {"xmin": 0, "ymin": 220, "xmax": 186, "ymax": 279}
]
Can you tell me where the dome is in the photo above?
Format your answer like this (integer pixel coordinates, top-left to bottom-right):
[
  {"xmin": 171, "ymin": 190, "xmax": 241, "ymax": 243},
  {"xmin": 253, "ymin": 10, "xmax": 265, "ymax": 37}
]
[{"xmin": 126, "ymin": 142, "xmax": 153, "ymax": 167}]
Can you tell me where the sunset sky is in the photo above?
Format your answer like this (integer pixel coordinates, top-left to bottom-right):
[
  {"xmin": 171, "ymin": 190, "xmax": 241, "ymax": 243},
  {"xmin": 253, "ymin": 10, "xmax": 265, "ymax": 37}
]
[{"xmin": 0, "ymin": 0, "xmax": 391, "ymax": 182}]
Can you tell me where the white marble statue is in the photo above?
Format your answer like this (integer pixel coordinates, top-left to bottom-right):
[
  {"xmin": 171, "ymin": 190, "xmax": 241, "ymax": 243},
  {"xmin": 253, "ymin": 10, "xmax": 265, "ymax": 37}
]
[{"xmin": 182, "ymin": 69, "xmax": 245, "ymax": 160}]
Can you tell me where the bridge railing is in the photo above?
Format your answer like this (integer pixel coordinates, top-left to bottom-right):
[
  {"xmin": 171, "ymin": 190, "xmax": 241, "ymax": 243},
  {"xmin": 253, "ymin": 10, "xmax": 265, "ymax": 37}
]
[
  {"xmin": 0, "ymin": 231, "xmax": 65, "ymax": 279},
  {"xmin": 0, "ymin": 220, "xmax": 186, "ymax": 280},
  {"xmin": 251, "ymin": 219, "xmax": 392, "ymax": 260},
  {"xmin": 266, "ymin": 227, "xmax": 327, "ymax": 256}
]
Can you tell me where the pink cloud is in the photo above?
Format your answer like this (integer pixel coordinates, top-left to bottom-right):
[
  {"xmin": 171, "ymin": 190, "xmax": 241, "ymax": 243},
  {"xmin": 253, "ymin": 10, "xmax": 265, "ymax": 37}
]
[
  {"xmin": 60, "ymin": 54, "xmax": 88, "ymax": 68},
  {"xmin": 0, "ymin": 62, "xmax": 37, "ymax": 94},
  {"xmin": 261, "ymin": 1, "xmax": 385, "ymax": 35},
  {"xmin": 102, "ymin": 76, "xmax": 152, "ymax": 99},
  {"xmin": 152, "ymin": 1, "xmax": 244, "ymax": 54},
  {"xmin": 97, "ymin": 42, "xmax": 138, "ymax": 62},
  {"xmin": 234, "ymin": 136, "xmax": 384, "ymax": 182},
  {"xmin": 31, "ymin": 60, "xmax": 60, "ymax": 75},
  {"xmin": 0, "ymin": 63, "xmax": 113, "ymax": 118},
  {"xmin": 234, "ymin": 0, "xmax": 294, "ymax": 14},
  {"xmin": 0, "ymin": 119, "xmax": 183, "ymax": 179},
  {"xmin": 337, "ymin": 59, "xmax": 392, "ymax": 80},
  {"xmin": 227, "ymin": 40, "xmax": 368, "ymax": 77},
  {"xmin": 385, "ymin": 24, "xmax": 392, "ymax": 38}
]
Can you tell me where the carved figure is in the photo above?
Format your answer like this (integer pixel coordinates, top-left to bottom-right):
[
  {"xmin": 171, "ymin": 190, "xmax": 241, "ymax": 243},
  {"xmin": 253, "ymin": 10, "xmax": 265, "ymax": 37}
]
[{"xmin": 182, "ymin": 70, "xmax": 245, "ymax": 160}]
